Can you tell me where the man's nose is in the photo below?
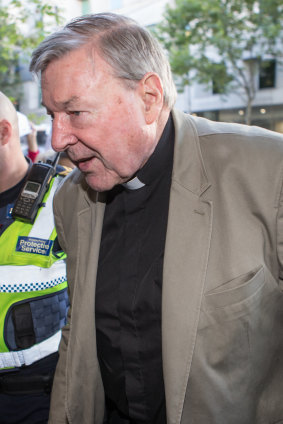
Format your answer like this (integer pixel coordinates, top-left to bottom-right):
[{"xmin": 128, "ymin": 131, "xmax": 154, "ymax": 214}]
[{"xmin": 51, "ymin": 115, "xmax": 77, "ymax": 152}]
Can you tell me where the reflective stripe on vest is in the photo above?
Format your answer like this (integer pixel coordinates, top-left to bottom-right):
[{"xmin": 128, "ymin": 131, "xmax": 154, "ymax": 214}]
[
  {"xmin": 0, "ymin": 260, "xmax": 67, "ymax": 354},
  {"xmin": 0, "ymin": 260, "xmax": 66, "ymax": 292},
  {"xmin": 0, "ymin": 330, "xmax": 61, "ymax": 369}
]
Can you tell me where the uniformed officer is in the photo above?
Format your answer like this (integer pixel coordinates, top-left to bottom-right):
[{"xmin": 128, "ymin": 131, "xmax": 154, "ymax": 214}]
[{"xmin": 0, "ymin": 91, "xmax": 69, "ymax": 424}]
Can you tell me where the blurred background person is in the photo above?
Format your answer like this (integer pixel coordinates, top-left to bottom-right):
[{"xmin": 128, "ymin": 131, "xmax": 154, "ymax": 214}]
[{"xmin": 17, "ymin": 111, "xmax": 39, "ymax": 162}]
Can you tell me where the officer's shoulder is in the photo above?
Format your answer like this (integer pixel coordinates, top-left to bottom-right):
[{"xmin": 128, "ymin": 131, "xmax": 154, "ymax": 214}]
[{"xmin": 55, "ymin": 164, "xmax": 74, "ymax": 177}]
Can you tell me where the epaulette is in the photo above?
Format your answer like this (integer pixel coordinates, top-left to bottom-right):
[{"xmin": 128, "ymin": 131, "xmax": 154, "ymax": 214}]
[{"xmin": 55, "ymin": 164, "xmax": 73, "ymax": 177}]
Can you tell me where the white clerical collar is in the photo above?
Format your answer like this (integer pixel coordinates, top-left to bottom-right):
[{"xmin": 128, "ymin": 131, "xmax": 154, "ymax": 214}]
[{"xmin": 122, "ymin": 176, "xmax": 145, "ymax": 190}]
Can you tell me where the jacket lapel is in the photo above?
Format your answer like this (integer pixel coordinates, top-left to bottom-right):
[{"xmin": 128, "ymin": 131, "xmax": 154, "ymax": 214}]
[
  {"xmin": 162, "ymin": 111, "xmax": 213, "ymax": 424},
  {"xmin": 74, "ymin": 188, "xmax": 105, "ymax": 306}
]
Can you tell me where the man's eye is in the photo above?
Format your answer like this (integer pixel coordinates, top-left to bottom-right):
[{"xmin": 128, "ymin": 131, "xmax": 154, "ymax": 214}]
[{"xmin": 67, "ymin": 111, "xmax": 81, "ymax": 117}]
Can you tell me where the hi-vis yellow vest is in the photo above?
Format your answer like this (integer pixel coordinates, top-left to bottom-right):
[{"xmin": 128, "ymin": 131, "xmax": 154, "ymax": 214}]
[{"xmin": 0, "ymin": 175, "xmax": 68, "ymax": 368}]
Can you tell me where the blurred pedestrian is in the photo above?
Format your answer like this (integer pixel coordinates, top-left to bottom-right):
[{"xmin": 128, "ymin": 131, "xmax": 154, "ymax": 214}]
[{"xmin": 17, "ymin": 111, "xmax": 39, "ymax": 162}]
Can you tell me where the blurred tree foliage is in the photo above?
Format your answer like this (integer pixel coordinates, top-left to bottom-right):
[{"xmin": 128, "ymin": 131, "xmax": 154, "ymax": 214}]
[
  {"xmin": 156, "ymin": 0, "xmax": 283, "ymax": 124},
  {"xmin": 0, "ymin": 0, "xmax": 62, "ymax": 103}
]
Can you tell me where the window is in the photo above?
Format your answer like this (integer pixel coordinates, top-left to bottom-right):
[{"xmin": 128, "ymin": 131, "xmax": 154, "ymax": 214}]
[
  {"xmin": 81, "ymin": 0, "xmax": 90, "ymax": 14},
  {"xmin": 259, "ymin": 60, "xmax": 276, "ymax": 89},
  {"xmin": 110, "ymin": 0, "xmax": 122, "ymax": 9},
  {"xmin": 212, "ymin": 80, "xmax": 221, "ymax": 95}
]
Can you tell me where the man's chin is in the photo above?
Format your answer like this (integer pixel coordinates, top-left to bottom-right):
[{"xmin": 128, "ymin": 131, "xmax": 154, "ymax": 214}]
[{"xmin": 85, "ymin": 174, "xmax": 119, "ymax": 192}]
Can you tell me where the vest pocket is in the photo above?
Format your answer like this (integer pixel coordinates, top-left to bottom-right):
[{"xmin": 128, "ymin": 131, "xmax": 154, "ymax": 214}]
[
  {"xmin": 12, "ymin": 302, "xmax": 36, "ymax": 349},
  {"xmin": 5, "ymin": 289, "xmax": 69, "ymax": 350}
]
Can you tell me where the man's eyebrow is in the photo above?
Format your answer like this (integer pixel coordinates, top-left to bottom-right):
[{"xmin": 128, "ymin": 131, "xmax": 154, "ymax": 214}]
[
  {"xmin": 41, "ymin": 96, "xmax": 80, "ymax": 110},
  {"xmin": 62, "ymin": 96, "xmax": 80, "ymax": 108}
]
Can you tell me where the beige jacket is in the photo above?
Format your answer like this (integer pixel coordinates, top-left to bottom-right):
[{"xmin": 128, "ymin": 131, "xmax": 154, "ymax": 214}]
[{"xmin": 49, "ymin": 109, "xmax": 283, "ymax": 424}]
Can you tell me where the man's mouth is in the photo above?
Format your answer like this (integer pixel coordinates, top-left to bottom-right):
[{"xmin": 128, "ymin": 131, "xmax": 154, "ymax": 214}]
[
  {"xmin": 76, "ymin": 156, "xmax": 97, "ymax": 172},
  {"xmin": 77, "ymin": 156, "xmax": 92, "ymax": 163}
]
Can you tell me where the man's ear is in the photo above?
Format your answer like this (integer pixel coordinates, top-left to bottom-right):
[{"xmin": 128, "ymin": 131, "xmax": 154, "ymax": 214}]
[
  {"xmin": 139, "ymin": 73, "xmax": 164, "ymax": 124},
  {"xmin": 0, "ymin": 120, "xmax": 12, "ymax": 145}
]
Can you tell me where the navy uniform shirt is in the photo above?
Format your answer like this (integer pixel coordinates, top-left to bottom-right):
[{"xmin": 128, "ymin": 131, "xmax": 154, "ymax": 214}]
[
  {"xmin": 95, "ymin": 115, "xmax": 174, "ymax": 423},
  {"xmin": 0, "ymin": 158, "xmax": 31, "ymax": 235}
]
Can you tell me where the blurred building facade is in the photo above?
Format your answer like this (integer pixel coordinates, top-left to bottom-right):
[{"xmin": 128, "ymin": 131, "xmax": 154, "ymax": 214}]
[{"xmin": 16, "ymin": 0, "xmax": 283, "ymax": 133}]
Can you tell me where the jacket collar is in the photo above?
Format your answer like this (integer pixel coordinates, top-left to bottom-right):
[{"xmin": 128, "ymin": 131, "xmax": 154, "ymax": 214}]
[{"xmin": 171, "ymin": 109, "xmax": 211, "ymax": 196}]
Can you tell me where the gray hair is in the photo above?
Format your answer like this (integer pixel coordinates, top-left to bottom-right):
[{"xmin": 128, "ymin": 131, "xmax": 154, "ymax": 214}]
[{"xmin": 30, "ymin": 13, "xmax": 177, "ymax": 109}]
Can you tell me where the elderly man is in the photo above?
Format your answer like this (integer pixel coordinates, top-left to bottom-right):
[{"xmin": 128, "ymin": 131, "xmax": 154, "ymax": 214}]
[{"xmin": 30, "ymin": 13, "xmax": 283, "ymax": 424}]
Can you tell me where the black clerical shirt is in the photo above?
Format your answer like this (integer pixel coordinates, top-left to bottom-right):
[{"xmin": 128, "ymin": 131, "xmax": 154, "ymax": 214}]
[{"xmin": 95, "ymin": 115, "xmax": 174, "ymax": 423}]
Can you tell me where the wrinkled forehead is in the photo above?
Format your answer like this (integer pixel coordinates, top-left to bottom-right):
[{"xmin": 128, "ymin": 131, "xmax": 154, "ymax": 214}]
[
  {"xmin": 41, "ymin": 49, "xmax": 95, "ymax": 99},
  {"xmin": 41, "ymin": 48, "xmax": 119, "ymax": 112},
  {"xmin": 41, "ymin": 44, "xmax": 115, "ymax": 90},
  {"xmin": 42, "ymin": 46, "xmax": 92, "ymax": 78}
]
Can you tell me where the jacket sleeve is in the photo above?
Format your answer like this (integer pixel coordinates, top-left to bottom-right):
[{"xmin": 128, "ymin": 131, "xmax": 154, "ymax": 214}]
[
  {"xmin": 48, "ymin": 183, "xmax": 70, "ymax": 424},
  {"xmin": 48, "ymin": 312, "xmax": 70, "ymax": 424},
  {"xmin": 277, "ymin": 168, "xmax": 283, "ymax": 284}
]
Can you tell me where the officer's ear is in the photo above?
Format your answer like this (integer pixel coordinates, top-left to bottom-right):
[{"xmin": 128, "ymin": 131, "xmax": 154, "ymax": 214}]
[
  {"xmin": 0, "ymin": 119, "xmax": 12, "ymax": 146},
  {"xmin": 138, "ymin": 72, "xmax": 164, "ymax": 125}
]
